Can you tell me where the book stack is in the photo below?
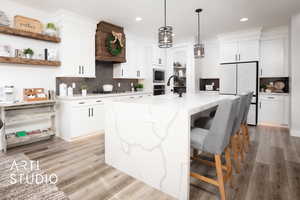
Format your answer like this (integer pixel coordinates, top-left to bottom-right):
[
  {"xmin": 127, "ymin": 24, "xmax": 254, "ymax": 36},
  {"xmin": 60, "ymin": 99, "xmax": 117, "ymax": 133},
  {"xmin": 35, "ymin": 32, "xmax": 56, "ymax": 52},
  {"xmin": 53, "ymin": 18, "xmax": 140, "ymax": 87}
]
[{"xmin": 0, "ymin": 11, "xmax": 9, "ymax": 26}]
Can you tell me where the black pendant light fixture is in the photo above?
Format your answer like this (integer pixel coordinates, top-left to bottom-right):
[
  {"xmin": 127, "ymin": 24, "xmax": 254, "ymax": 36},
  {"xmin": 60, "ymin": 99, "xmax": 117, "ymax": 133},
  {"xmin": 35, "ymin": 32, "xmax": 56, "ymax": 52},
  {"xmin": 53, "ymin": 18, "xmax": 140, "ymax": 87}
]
[
  {"xmin": 194, "ymin": 8, "xmax": 205, "ymax": 58},
  {"xmin": 158, "ymin": 0, "xmax": 173, "ymax": 48}
]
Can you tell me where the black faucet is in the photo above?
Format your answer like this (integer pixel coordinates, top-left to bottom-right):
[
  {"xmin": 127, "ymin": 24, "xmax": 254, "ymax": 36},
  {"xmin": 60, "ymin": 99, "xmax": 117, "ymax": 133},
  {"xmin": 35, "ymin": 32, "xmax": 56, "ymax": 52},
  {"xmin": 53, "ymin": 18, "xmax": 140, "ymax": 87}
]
[{"xmin": 167, "ymin": 75, "xmax": 184, "ymax": 97}]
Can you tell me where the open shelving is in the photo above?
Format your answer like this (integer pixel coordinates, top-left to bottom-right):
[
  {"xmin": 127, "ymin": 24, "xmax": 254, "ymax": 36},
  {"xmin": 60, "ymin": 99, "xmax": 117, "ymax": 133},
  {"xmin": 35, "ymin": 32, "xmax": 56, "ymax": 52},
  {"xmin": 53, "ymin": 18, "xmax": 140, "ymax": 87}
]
[
  {"xmin": 0, "ymin": 56, "xmax": 61, "ymax": 67},
  {"xmin": 0, "ymin": 26, "xmax": 61, "ymax": 43}
]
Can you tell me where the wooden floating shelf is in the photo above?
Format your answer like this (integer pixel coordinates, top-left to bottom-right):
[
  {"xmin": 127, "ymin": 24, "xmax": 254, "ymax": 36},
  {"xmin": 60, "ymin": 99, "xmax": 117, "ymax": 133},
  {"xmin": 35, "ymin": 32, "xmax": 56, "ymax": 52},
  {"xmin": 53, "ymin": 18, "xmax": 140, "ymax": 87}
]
[
  {"xmin": 0, "ymin": 26, "xmax": 61, "ymax": 43},
  {"xmin": 0, "ymin": 56, "xmax": 61, "ymax": 67}
]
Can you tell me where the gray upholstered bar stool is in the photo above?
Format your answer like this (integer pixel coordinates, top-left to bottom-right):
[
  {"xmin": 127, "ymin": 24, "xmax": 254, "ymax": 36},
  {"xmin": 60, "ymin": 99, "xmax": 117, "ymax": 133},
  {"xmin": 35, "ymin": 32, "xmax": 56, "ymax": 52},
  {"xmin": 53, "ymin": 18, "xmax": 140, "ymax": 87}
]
[
  {"xmin": 230, "ymin": 94, "xmax": 248, "ymax": 173},
  {"xmin": 240, "ymin": 92, "xmax": 254, "ymax": 153},
  {"xmin": 190, "ymin": 98, "xmax": 239, "ymax": 200}
]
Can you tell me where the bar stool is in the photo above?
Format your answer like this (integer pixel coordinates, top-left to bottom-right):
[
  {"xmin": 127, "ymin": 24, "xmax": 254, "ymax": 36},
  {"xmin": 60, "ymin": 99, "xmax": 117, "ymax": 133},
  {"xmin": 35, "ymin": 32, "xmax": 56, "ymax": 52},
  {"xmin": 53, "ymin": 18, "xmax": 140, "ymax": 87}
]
[
  {"xmin": 190, "ymin": 98, "xmax": 239, "ymax": 200},
  {"xmin": 230, "ymin": 94, "xmax": 248, "ymax": 173},
  {"xmin": 241, "ymin": 92, "xmax": 254, "ymax": 153}
]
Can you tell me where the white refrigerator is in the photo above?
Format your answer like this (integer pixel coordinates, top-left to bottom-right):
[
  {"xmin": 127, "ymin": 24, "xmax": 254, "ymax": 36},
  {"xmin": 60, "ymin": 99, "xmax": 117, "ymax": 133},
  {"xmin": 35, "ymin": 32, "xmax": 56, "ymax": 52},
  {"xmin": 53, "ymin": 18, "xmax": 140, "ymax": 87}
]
[{"xmin": 219, "ymin": 62, "xmax": 258, "ymax": 125}]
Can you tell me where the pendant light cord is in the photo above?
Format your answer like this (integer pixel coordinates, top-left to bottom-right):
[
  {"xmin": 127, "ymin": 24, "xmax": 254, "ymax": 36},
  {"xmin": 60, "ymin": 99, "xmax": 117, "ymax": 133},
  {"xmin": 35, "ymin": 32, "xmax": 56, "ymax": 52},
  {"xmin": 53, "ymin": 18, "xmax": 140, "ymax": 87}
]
[
  {"xmin": 164, "ymin": 0, "xmax": 167, "ymax": 27},
  {"xmin": 198, "ymin": 11, "xmax": 200, "ymax": 44}
]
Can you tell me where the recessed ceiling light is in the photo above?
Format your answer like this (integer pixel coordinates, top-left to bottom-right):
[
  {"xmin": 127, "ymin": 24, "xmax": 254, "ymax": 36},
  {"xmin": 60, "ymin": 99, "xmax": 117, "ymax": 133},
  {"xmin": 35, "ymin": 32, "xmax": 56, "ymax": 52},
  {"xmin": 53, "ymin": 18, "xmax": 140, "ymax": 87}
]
[
  {"xmin": 240, "ymin": 18, "xmax": 249, "ymax": 22},
  {"xmin": 135, "ymin": 17, "xmax": 143, "ymax": 21}
]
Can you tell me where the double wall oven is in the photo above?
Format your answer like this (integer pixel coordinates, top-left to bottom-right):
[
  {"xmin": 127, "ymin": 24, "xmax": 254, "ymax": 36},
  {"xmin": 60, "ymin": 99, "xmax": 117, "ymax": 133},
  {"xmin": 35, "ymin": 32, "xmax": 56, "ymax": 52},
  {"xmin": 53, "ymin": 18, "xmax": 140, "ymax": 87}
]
[{"xmin": 153, "ymin": 69, "xmax": 165, "ymax": 96}]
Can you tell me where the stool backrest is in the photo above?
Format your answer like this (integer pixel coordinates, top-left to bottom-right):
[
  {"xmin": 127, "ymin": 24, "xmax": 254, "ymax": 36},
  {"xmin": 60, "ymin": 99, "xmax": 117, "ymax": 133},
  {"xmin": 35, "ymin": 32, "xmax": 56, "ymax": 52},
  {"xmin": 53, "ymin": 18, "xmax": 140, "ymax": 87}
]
[
  {"xmin": 232, "ymin": 94, "xmax": 248, "ymax": 135},
  {"xmin": 203, "ymin": 98, "xmax": 240, "ymax": 154},
  {"xmin": 242, "ymin": 92, "xmax": 254, "ymax": 124}
]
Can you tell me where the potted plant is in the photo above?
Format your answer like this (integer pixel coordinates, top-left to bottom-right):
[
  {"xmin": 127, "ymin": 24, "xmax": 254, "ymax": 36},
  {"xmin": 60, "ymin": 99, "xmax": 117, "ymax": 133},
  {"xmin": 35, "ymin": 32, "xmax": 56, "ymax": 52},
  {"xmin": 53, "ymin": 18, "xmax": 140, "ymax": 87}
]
[
  {"xmin": 81, "ymin": 85, "xmax": 88, "ymax": 96},
  {"xmin": 23, "ymin": 48, "xmax": 34, "ymax": 59},
  {"xmin": 45, "ymin": 23, "xmax": 57, "ymax": 36},
  {"xmin": 135, "ymin": 83, "xmax": 144, "ymax": 92}
]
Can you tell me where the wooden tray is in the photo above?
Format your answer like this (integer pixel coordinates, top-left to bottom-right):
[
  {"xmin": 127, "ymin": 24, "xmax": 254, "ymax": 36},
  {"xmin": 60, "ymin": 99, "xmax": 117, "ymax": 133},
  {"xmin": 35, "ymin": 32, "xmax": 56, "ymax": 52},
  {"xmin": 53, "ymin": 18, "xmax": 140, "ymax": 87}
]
[
  {"xmin": 14, "ymin": 15, "xmax": 43, "ymax": 34},
  {"xmin": 23, "ymin": 88, "xmax": 48, "ymax": 102}
]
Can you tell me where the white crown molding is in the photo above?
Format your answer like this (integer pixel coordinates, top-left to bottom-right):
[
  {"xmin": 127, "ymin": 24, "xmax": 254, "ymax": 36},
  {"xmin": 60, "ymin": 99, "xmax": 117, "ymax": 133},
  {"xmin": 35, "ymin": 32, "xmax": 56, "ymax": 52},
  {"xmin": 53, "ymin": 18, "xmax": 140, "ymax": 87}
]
[
  {"xmin": 261, "ymin": 26, "xmax": 289, "ymax": 40},
  {"xmin": 218, "ymin": 27, "xmax": 263, "ymax": 42}
]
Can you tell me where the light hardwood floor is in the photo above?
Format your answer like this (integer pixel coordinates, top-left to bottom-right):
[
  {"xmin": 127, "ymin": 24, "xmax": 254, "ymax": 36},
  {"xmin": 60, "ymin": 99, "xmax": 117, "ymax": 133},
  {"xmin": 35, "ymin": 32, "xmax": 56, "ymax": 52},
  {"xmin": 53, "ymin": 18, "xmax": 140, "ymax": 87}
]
[{"xmin": 3, "ymin": 126, "xmax": 300, "ymax": 200}]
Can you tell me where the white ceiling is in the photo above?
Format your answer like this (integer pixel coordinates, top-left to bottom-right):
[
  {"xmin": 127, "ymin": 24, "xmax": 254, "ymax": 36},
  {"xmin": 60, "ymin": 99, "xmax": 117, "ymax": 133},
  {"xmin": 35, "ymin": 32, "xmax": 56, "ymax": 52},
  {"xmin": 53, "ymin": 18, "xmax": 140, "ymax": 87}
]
[{"xmin": 11, "ymin": 0, "xmax": 300, "ymax": 41}]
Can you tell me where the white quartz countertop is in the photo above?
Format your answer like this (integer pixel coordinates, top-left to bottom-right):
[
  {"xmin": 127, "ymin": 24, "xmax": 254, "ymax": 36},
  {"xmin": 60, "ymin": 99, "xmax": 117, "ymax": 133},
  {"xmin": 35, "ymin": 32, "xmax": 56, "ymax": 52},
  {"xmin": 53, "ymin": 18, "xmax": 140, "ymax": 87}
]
[
  {"xmin": 114, "ymin": 93, "xmax": 238, "ymax": 115},
  {"xmin": 57, "ymin": 91, "xmax": 152, "ymax": 101}
]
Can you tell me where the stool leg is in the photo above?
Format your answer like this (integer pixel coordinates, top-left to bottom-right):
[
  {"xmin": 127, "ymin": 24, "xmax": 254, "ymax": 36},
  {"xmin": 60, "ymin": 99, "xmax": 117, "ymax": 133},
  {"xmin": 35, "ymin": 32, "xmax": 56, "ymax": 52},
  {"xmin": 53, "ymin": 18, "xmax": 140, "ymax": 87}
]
[
  {"xmin": 225, "ymin": 147, "xmax": 233, "ymax": 188},
  {"xmin": 215, "ymin": 154, "xmax": 226, "ymax": 200},
  {"xmin": 231, "ymin": 135, "xmax": 240, "ymax": 173}
]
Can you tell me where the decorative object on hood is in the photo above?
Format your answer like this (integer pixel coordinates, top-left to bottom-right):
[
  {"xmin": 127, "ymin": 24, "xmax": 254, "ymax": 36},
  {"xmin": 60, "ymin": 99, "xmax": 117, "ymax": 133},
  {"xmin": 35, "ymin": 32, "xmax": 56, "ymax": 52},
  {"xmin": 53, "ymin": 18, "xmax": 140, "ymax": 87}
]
[
  {"xmin": 158, "ymin": 0, "xmax": 173, "ymax": 48},
  {"xmin": 96, "ymin": 21, "xmax": 126, "ymax": 63},
  {"xmin": 106, "ymin": 31, "xmax": 124, "ymax": 56},
  {"xmin": 14, "ymin": 15, "xmax": 43, "ymax": 33},
  {"xmin": 0, "ymin": 10, "xmax": 9, "ymax": 26},
  {"xmin": 194, "ymin": 8, "xmax": 205, "ymax": 58}
]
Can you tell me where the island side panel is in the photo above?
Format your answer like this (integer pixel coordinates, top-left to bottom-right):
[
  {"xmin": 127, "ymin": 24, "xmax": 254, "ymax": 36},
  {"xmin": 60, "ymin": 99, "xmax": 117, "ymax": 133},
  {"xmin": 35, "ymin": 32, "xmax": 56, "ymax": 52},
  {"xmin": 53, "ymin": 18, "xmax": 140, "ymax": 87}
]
[{"xmin": 105, "ymin": 101, "xmax": 190, "ymax": 200}]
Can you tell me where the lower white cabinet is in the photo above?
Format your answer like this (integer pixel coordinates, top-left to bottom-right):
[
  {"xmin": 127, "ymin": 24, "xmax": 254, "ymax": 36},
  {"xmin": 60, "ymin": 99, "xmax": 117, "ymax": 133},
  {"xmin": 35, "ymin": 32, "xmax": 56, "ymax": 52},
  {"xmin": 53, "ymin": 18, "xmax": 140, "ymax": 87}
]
[
  {"xmin": 58, "ymin": 99, "xmax": 105, "ymax": 141},
  {"xmin": 258, "ymin": 94, "xmax": 289, "ymax": 126},
  {"xmin": 58, "ymin": 93, "xmax": 152, "ymax": 140}
]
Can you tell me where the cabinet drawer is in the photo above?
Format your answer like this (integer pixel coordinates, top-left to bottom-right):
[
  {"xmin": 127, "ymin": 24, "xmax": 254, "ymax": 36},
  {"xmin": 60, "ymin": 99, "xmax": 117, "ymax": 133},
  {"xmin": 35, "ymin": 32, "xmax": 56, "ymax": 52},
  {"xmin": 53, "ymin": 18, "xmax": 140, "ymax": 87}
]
[{"xmin": 260, "ymin": 95, "xmax": 284, "ymax": 101}]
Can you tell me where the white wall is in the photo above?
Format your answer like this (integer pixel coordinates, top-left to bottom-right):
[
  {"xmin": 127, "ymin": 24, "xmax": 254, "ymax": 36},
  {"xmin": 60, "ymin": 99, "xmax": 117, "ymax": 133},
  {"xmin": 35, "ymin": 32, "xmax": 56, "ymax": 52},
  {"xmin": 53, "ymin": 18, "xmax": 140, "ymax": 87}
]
[
  {"xmin": 290, "ymin": 13, "xmax": 300, "ymax": 137},
  {"xmin": 0, "ymin": 0, "xmax": 59, "ymax": 100}
]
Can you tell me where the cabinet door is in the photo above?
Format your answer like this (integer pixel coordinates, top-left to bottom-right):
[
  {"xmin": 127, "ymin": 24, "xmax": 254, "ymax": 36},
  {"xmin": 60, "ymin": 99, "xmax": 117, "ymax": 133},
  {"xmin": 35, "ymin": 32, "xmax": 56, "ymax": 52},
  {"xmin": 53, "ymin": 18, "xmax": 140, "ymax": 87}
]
[
  {"xmin": 200, "ymin": 43, "xmax": 220, "ymax": 78},
  {"xmin": 259, "ymin": 96, "xmax": 284, "ymax": 125},
  {"xmin": 219, "ymin": 64, "xmax": 237, "ymax": 94},
  {"xmin": 237, "ymin": 62, "xmax": 257, "ymax": 95},
  {"xmin": 238, "ymin": 40, "xmax": 260, "ymax": 62},
  {"xmin": 220, "ymin": 42, "xmax": 238, "ymax": 63},
  {"xmin": 91, "ymin": 104, "xmax": 105, "ymax": 132},
  {"xmin": 71, "ymin": 106, "xmax": 90, "ymax": 138},
  {"xmin": 260, "ymin": 38, "xmax": 285, "ymax": 77}
]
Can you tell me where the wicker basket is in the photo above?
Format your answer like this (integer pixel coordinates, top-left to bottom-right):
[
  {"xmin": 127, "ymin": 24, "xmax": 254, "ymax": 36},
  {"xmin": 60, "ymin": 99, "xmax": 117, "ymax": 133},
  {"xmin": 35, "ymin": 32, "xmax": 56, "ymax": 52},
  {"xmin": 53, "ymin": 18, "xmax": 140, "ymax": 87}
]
[{"xmin": 14, "ymin": 15, "xmax": 43, "ymax": 33}]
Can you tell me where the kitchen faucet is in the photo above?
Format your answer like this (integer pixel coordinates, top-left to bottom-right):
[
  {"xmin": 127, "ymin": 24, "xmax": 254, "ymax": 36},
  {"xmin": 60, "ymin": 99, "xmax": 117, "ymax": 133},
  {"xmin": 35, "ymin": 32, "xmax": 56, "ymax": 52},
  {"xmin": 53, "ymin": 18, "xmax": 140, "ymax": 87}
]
[{"xmin": 167, "ymin": 75, "xmax": 184, "ymax": 97}]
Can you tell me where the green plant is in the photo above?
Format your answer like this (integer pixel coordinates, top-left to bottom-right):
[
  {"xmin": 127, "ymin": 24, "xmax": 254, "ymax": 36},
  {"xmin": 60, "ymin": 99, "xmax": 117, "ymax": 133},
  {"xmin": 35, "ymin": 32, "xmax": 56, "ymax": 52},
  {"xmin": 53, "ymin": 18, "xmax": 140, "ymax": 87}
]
[
  {"xmin": 81, "ymin": 85, "xmax": 88, "ymax": 90},
  {"xmin": 46, "ymin": 23, "xmax": 56, "ymax": 30},
  {"xmin": 136, "ymin": 83, "xmax": 144, "ymax": 89},
  {"xmin": 23, "ymin": 48, "xmax": 34, "ymax": 56},
  {"xmin": 261, "ymin": 84, "xmax": 267, "ymax": 90}
]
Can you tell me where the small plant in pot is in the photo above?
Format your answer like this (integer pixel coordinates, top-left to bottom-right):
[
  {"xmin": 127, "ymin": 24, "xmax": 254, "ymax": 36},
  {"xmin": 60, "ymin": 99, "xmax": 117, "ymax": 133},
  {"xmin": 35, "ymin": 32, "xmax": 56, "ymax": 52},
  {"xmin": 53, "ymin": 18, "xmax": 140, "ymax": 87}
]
[
  {"xmin": 135, "ymin": 83, "xmax": 144, "ymax": 92},
  {"xmin": 45, "ymin": 23, "xmax": 57, "ymax": 36},
  {"xmin": 81, "ymin": 85, "xmax": 88, "ymax": 96},
  {"xmin": 23, "ymin": 48, "xmax": 34, "ymax": 59}
]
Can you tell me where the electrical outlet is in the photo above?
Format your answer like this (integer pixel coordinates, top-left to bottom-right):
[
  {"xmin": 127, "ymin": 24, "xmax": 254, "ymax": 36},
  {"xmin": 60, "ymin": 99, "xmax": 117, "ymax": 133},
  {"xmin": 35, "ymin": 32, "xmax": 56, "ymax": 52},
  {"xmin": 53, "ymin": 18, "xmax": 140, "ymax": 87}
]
[{"xmin": 118, "ymin": 82, "xmax": 121, "ymax": 87}]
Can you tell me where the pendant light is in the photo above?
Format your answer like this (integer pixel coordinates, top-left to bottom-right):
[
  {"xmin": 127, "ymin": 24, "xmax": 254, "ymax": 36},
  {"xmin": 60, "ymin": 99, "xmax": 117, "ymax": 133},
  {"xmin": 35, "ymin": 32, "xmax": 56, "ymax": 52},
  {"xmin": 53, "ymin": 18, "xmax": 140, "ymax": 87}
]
[
  {"xmin": 194, "ymin": 8, "xmax": 205, "ymax": 58},
  {"xmin": 158, "ymin": 0, "xmax": 173, "ymax": 48}
]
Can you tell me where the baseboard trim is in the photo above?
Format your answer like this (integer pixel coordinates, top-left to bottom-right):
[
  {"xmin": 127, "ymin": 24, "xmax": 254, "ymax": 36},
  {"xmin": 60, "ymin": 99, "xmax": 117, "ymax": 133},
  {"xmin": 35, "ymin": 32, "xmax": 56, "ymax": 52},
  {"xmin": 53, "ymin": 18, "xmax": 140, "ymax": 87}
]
[{"xmin": 291, "ymin": 129, "xmax": 300, "ymax": 137}]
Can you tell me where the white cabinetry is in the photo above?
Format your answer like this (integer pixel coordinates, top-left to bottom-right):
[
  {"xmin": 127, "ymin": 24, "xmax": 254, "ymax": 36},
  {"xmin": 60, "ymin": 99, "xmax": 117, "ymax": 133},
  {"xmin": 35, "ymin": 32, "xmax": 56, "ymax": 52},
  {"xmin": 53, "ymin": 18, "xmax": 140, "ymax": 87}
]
[
  {"xmin": 220, "ymin": 40, "xmax": 259, "ymax": 63},
  {"xmin": 258, "ymin": 94, "xmax": 289, "ymax": 127},
  {"xmin": 199, "ymin": 42, "xmax": 220, "ymax": 78},
  {"xmin": 113, "ymin": 39, "xmax": 148, "ymax": 79},
  {"xmin": 260, "ymin": 37, "xmax": 289, "ymax": 77},
  {"xmin": 54, "ymin": 11, "xmax": 96, "ymax": 78}
]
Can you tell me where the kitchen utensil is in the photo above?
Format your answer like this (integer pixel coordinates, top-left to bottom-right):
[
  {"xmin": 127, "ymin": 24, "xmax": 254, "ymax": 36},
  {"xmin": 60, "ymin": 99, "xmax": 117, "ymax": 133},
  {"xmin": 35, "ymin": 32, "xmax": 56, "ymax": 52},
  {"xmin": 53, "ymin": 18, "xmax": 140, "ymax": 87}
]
[{"xmin": 103, "ymin": 84, "xmax": 113, "ymax": 92}]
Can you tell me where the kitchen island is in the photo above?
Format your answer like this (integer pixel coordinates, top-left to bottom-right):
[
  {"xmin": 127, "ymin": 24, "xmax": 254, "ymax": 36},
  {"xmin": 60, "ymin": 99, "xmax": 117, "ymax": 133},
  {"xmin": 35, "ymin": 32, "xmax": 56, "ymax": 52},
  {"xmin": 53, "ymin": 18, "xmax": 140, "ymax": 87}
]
[{"xmin": 105, "ymin": 93, "xmax": 236, "ymax": 199}]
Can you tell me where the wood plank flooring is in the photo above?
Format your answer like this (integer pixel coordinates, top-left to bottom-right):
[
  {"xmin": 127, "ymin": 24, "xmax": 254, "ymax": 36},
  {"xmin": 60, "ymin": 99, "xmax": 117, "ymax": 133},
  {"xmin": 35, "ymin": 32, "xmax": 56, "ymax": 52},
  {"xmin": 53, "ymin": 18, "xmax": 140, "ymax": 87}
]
[{"xmin": 2, "ymin": 126, "xmax": 300, "ymax": 200}]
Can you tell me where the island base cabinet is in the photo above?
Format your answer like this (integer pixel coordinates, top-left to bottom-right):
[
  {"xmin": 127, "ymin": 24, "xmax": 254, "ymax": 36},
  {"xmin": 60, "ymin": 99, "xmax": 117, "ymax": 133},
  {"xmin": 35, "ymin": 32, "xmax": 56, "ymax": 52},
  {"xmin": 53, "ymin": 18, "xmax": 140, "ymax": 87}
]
[{"xmin": 59, "ymin": 102, "xmax": 105, "ymax": 141}]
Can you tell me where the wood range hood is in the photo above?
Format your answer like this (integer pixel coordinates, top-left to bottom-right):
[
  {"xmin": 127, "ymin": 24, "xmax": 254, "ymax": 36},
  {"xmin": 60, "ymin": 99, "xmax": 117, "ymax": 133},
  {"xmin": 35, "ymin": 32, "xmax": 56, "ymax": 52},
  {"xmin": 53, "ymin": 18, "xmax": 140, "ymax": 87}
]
[{"xmin": 95, "ymin": 21, "xmax": 126, "ymax": 63}]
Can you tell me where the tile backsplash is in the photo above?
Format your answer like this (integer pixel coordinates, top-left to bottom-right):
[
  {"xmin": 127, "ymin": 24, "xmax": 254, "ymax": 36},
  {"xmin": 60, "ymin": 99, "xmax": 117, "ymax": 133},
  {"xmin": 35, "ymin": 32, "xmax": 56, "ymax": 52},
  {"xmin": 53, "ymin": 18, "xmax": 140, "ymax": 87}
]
[{"xmin": 56, "ymin": 61, "xmax": 138, "ymax": 95}]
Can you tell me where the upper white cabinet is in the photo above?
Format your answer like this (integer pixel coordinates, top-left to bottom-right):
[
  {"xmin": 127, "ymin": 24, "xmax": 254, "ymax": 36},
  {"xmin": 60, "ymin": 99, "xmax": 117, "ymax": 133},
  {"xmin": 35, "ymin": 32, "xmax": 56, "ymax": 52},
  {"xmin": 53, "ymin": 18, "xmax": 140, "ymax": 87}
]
[
  {"xmin": 199, "ymin": 42, "xmax": 220, "ymax": 78},
  {"xmin": 220, "ymin": 39, "xmax": 260, "ymax": 63},
  {"xmin": 54, "ymin": 11, "xmax": 96, "ymax": 78},
  {"xmin": 113, "ymin": 37, "xmax": 149, "ymax": 79},
  {"xmin": 260, "ymin": 37, "xmax": 289, "ymax": 77}
]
